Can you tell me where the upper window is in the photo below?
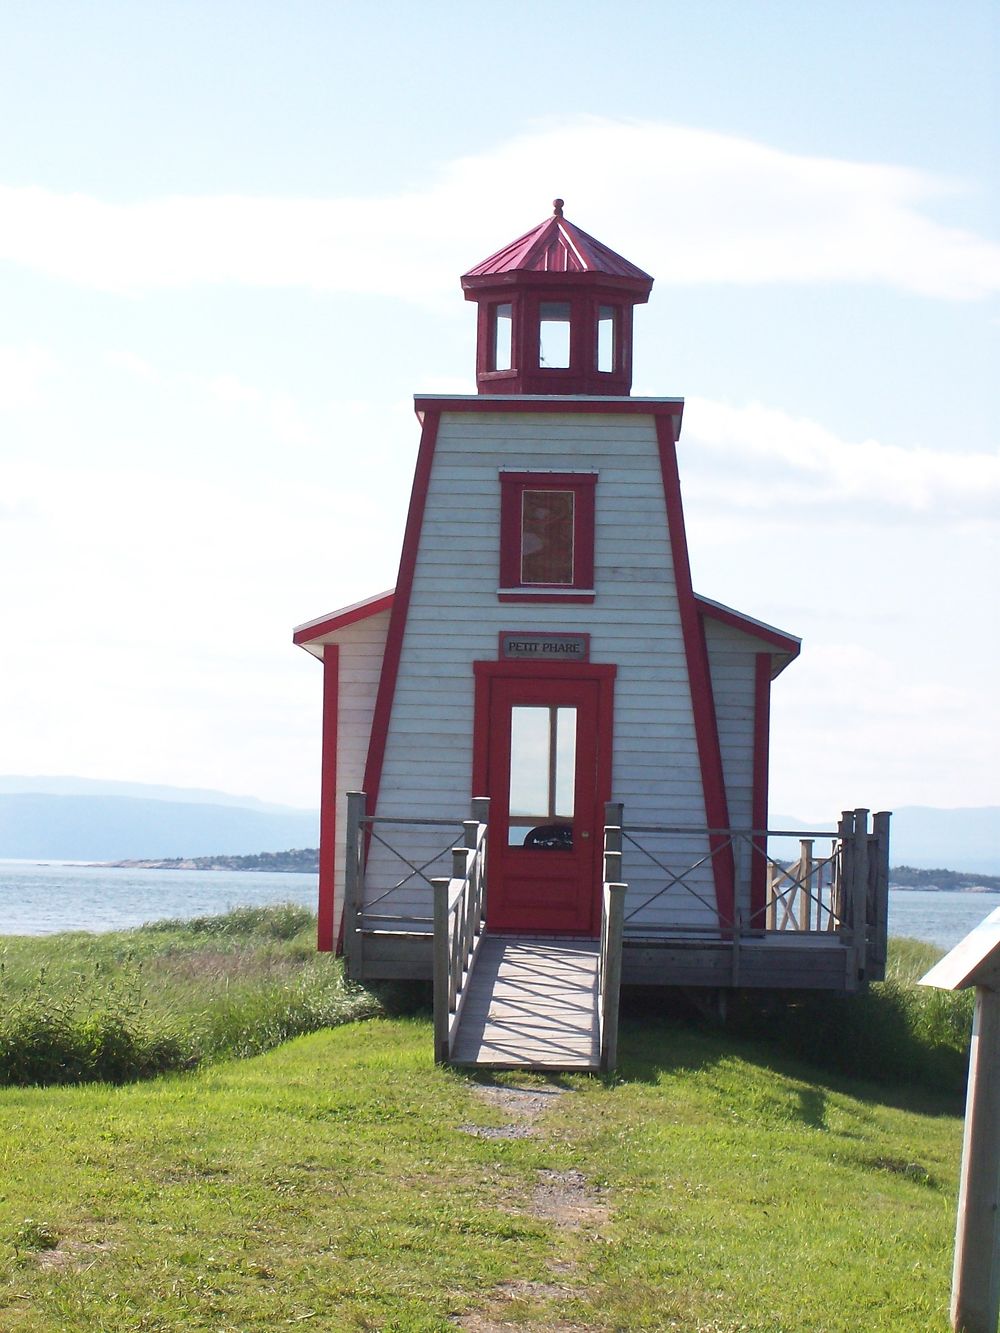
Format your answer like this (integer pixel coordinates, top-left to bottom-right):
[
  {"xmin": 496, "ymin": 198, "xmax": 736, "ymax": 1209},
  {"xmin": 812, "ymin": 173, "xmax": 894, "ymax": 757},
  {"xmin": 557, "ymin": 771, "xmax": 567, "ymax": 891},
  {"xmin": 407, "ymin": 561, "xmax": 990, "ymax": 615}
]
[{"xmin": 499, "ymin": 472, "xmax": 597, "ymax": 602}]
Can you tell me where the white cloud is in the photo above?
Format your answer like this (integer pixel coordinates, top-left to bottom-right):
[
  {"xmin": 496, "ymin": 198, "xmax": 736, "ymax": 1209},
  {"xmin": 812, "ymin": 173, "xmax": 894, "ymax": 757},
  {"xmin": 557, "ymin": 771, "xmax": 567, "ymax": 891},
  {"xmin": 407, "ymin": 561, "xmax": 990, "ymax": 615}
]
[
  {"xmin": 0, "ymin": 119, "xmax": 998, "ymax": 301},
  {"xmin": 680, "ymin": 395, "xmax": 1000, "ymax": 521},
  {"xmin": 105, "ymin": 349, "xmax": 160, "ymax": 382},
  {"xmin": 0, "ymin": 344, "xmax": 54, "ymax": 410},
  {"xmin": 769, "ymin": 642, "xmax": 1000, "ymax": 813}
]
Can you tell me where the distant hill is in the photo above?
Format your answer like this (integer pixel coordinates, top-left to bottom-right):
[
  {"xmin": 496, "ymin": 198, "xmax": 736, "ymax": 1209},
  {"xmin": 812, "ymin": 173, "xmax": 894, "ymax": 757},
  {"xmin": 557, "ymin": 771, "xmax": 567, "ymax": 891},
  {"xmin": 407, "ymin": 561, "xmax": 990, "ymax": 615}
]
[
  {"xmin": 0, "ymin": 792, "xmax": 318, "ymax": 860},
  {"xmin": 0, "ymin": 775, "xmax": 303, "ymax": 816},
  {"xmin": 773, "ymin": 806, "xmax": 1000, "ymax": 877}
]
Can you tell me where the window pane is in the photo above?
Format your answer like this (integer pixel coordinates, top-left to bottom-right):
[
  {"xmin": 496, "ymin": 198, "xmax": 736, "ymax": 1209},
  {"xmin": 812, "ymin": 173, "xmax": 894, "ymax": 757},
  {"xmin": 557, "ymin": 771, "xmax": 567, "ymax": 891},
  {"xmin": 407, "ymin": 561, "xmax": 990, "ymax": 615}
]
[
  {"xmin": 597, "ymin": 305, "xmax": 616, "ymax": 373},
  {"xmin": 509, "ymin": 706, "xmax": 550, "ymax": 818},
  {"xmin": 539, "ymin": 301, "xmax": 571, "ymax": 368},
  {"xmin": 554, "ymin": 707, "xmax": 576, "ymax": 819},
  {"xmin": 521, "ymin": 489, "xmax": 574, "ymax": 584},
  {"xmin": 507, "ymin": 705, "xmax": 576, "ymax": 846},
  {"xmin": 491, "ymin": 303, "xmax": 512, "ymax": 371}
]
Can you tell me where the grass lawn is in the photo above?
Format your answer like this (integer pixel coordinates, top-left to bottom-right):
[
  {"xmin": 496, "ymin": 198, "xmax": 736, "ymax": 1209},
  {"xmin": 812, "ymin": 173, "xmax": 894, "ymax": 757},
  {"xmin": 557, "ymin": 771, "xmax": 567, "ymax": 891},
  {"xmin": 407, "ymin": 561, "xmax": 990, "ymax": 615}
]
[{"xmin": 0, "ymin": 1012, "xmax": 962, "ymax": 1331}]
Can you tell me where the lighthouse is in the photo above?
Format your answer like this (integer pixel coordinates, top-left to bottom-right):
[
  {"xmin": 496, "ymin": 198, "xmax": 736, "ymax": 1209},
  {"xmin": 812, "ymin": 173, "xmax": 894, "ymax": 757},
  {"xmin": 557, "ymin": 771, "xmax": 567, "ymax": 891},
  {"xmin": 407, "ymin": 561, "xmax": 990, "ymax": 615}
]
[{"xmin": 294, "ymin": 203, "xmax": 888, "ymax": 1061}]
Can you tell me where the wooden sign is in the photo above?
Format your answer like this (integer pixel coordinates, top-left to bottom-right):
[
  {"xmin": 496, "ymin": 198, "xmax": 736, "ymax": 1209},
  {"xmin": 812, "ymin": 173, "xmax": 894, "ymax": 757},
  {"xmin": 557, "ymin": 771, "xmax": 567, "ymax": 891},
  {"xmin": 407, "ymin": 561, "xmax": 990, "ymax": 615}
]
[
  {"xmin": 921, "ymin": 907, "xmax": 1000, "ymax": 1333},
  {"xmin": 499, "ymin": 632, "xmax": 589, "ymax": 662}
]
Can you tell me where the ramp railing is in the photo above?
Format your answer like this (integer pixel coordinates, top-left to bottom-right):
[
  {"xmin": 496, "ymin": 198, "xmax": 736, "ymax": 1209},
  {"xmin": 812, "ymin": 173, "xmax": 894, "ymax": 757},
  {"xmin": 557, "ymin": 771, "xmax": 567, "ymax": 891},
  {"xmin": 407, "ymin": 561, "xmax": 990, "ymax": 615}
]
[
  {"xmin": 598, "ymin": 802, "xmax": 628, "ymax": 1073},
  {"xmin": 431, "ymin": 798, "xmax": 490, "ymax": 1065}
]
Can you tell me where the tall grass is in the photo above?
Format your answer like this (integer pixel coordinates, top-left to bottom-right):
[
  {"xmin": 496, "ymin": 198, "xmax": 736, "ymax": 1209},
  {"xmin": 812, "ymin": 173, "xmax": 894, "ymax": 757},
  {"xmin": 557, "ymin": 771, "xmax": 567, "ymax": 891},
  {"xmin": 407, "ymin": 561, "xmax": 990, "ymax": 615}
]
[
  {"xmin": 0, "ymin": 904, "xmax": 383, "ymax": 1087},
  {"xmin": 0, "ymin": 915, "xmax": 975, "ymax": 1096}
]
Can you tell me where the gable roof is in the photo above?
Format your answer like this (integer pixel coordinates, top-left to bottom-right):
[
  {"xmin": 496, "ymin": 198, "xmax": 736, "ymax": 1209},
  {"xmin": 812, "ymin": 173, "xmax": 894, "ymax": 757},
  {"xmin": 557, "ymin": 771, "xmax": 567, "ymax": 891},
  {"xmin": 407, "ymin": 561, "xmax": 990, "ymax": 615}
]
[
  {"xmin": 292, "ymin": 589, "xmax": 394, "ymax": 659},
  {"xmin": 695, "ymin": 594, "xmax": 801, "ymax": 678}
]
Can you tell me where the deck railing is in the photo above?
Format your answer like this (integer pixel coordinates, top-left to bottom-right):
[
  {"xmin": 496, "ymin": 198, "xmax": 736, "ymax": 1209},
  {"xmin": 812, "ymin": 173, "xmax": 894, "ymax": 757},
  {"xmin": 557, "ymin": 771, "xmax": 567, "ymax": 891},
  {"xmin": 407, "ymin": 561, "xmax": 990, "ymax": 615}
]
[
  {"xmin": 343, "ymin": 791, "xmax": 466, "ymax": 978},
  {"xmin": 598, "ymin": 803, "xmax": 628, "ymax": 1073},
  {"xmin": 617, "ymin": 808, "xmax": 890, "ymax": 981},
  {"xmin": 431, "ymin": 798, "xmax": 490, "ymax": 1065}
]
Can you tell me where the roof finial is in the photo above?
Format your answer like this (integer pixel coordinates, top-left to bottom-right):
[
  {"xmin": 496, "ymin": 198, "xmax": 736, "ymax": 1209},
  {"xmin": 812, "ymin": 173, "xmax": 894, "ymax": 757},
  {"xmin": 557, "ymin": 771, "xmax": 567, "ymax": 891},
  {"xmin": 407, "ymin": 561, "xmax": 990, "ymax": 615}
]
[{"xmin": 552, "ymin": 198, "xmax": 565, "ymax": 218}]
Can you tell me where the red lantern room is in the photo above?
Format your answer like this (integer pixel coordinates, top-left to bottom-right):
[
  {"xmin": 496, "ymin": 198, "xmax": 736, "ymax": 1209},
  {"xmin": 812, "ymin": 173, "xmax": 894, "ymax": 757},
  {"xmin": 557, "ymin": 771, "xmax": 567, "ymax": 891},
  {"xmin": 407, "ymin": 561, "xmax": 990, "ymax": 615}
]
[{"xmin": 461, "ymin": 199, "xmax": 653, "ymax": 397}]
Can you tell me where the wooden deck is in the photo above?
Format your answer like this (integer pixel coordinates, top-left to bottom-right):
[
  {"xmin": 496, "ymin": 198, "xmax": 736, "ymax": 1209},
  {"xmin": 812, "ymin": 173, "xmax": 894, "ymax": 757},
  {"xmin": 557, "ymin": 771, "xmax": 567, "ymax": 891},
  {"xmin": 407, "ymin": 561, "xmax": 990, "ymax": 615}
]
[{"xmin": 449, "ymin": 935, "xmax": 601, "ymax": 1070}]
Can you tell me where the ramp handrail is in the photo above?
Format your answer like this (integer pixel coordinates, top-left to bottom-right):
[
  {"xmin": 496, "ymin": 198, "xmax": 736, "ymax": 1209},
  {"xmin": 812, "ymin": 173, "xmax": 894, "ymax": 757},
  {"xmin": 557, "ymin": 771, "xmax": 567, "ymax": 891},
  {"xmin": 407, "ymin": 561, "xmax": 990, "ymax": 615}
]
[
  {"xmin": 432, "ymin": 797, "xmax": 490, "ymax": 1064},
  {"xmin": 598, "ymin": 802, "xmax": 628, "ymax": 1073}
]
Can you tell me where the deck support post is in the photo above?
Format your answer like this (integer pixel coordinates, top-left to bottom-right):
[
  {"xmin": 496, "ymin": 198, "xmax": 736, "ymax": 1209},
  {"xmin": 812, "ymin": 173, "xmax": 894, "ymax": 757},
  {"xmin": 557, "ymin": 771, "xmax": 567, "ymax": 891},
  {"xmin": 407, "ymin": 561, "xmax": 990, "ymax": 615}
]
[
  {"xmin": 852, "ymin": 808, "xmax": 870, "ymax": 982},
  {"xmin": 343, "ymin": 791, "xmax": 367, "ymax": 981},
  {"xmin": 869, "ymin": 811, "xmax": 891, "ymax": 973},
  {"xmin": 432, "ymin": 875, "xmax": 451, "ymax": 1064}
]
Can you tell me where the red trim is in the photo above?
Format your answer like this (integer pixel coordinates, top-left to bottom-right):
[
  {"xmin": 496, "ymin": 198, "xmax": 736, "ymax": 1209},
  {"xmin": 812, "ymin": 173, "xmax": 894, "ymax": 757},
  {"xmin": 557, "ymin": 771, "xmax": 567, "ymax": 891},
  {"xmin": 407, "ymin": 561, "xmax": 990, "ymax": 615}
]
[
  {"xmin": 319, "ymin": 645, "xmax": 339, "ymax": 953},
  {"xmin": 499, "ymin": 471, "xmax": 597, "ymax": 598},
  {"xmin": 361, "ymin": 411, "xmax": 441, "ymax": 813},
  {"xmin": 504, "ymin": 473, "xmax": 596, "ymax": 589},
  {"xmin": 750, "ymin": 653, "xmax": 771, "ymax": 927},
  {"xmin": 414, "ymin": 395, "xmax": 684, "ymax": 426},
  {"xmin": 694, "ymin": 594, "xmax": 800, "ymax": 658},
  {"xmin": 293, "ymin": 590, "xmax": 395, "ymax": 646},
  {"xmin": 656, "ymin": 414, "xmax": 735, "ymax": 928}
]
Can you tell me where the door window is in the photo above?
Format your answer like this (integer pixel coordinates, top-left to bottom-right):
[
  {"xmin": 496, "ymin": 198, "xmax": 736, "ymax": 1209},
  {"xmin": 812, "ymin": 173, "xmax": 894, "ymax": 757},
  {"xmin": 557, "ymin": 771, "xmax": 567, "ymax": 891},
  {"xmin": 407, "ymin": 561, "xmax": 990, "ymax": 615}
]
[{"xmin": 508, "ymin": 705, "xmax": 577, "ymax": 847}]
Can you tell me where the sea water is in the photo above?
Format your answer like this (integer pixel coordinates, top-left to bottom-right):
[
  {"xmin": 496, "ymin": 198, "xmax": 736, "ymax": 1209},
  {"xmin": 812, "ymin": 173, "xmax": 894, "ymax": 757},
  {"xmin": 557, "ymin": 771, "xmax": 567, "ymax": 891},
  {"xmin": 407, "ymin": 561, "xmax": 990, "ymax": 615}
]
[
  {"xmin": 0, "ymin": 861, "xmax": 318, "ymax": 936},
  {"xmin": 0, "ymin": 860, "xmax": 995, "ymax": 952}
]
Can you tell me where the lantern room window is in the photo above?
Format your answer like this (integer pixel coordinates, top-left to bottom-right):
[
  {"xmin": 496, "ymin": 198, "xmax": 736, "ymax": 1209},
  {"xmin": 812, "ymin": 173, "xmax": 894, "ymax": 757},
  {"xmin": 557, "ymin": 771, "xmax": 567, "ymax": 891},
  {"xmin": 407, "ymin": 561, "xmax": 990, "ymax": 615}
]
[
  {"xmin": 538, "ymin": 301, "xmax": 571, "ymax": 368},
  {"xmin": 597, "ymin": 305, "xmax": 617, "ymax": 373},
  {"xmin": 499, "ymin": 471, "xmax": 597, "ymax": 603},
  {"xmin": 489, "ymin": 302, "xmax": 513, "ymax": 372}
]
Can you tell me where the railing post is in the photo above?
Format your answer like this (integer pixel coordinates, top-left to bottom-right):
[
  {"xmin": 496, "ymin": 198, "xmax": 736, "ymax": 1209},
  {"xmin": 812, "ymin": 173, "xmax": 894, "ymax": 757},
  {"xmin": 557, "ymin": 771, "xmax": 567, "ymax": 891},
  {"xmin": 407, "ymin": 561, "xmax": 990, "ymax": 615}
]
[
  {"xmin": 869, "ymin": 811, "xmax": 891, "ymax": 972},
  {"xmin": 604, "ymin": 801, "xmax": 624, "ymax": 885},
  {"xmin": 600, "ymin": 882, "xmax": 627, "ymax": 1074},
  {"xmin": 432, "ymin": 876, "xmax": 451, "ymax": 1064},
  {"xmin": 731, "ymin": 835, "xmax": 745, "ymax": 985},
  {"xmin": 470, "ymin": 795, "xmax": 490, "ymax": 825},
  {"xmin": 343, "ymin": 791, "xmax": 366, "ymax": 981},
  {"xmin": 836, "ymin": 810, "xmax": 853, "ymax": 944},
  {"xmin": 798, "ymin": 839, "xmax": 814, "ymax": 932},
  {"xmin": 852, "ymin": 809, "xmax": 870, "ymax": 982}
]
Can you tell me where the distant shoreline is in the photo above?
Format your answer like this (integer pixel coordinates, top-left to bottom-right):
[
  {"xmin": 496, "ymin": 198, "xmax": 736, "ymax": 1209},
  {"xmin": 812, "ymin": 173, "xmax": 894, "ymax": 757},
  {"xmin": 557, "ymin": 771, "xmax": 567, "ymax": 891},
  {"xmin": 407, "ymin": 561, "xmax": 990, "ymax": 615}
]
[
  {"xmin": 104, "ymin": 849, "xmax": 319, "ymax": 874},
  {"xmin": 91, "ymin": 852, "xmax": 1000, "ymax": 891}
]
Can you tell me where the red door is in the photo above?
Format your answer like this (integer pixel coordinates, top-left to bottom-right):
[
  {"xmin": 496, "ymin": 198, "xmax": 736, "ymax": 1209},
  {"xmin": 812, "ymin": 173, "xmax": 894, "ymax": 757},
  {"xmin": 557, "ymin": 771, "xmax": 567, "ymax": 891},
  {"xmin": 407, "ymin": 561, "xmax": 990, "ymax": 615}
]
[{"xmin": 483, "ymin": 675, "xmax": 603, "ymax": 935}]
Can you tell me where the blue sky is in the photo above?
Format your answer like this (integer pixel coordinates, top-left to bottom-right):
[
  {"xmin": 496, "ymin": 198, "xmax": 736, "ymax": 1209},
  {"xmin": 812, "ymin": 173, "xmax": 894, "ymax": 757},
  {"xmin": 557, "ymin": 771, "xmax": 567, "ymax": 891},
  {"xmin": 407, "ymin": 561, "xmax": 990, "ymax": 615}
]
[{"xmin": 1, "ymin": 1, "xmax": 997, "ymax": 817}]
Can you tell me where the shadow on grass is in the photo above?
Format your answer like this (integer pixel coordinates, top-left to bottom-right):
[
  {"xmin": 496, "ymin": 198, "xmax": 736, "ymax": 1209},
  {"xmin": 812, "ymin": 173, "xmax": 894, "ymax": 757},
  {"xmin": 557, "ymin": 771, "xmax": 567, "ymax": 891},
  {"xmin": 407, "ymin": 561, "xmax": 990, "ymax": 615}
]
[{"xmin": 614, "ymin": 985, "xmax": 968, "ymax": 1118}]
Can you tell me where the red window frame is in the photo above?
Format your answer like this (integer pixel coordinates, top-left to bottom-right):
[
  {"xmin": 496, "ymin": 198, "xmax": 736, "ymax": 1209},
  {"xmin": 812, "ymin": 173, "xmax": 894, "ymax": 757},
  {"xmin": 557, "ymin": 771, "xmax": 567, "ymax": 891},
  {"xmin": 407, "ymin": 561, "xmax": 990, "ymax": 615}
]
[{"xmin": 498, "ymin": 471, "xmax": 597, "ymax": 604}]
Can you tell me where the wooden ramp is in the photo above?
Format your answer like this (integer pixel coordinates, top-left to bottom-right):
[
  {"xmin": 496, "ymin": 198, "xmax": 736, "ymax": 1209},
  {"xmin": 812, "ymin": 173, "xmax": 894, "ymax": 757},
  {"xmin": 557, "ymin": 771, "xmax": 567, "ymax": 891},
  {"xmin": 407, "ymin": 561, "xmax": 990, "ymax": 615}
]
[{"xmin": 450, "ymin": 934, "xmax": 601, "ymax": 1070}]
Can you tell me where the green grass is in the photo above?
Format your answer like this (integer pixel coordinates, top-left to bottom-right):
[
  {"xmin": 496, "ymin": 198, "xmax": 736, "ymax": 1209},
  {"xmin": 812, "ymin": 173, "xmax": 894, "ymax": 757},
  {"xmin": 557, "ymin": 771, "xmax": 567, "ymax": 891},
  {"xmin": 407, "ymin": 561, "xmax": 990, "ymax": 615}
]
[
  {"xmin": 0, "ymin": 921, "xmax": 970, "ymax": 1327},
  {"xmin": 0, "ymin": 905, "xmax": 386, "ymax": 1085},
  {"xmin": 0, "ymin": 1017, "xmax": 961, "ymax": 1331}
]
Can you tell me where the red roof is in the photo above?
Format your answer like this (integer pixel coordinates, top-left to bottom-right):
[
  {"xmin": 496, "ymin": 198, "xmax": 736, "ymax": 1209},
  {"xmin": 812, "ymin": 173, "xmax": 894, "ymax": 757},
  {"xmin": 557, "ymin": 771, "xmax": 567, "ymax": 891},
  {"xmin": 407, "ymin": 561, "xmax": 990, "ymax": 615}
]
[{"xmin": 463, "ymin": 201, "xmax": 652, "ymax": 283}]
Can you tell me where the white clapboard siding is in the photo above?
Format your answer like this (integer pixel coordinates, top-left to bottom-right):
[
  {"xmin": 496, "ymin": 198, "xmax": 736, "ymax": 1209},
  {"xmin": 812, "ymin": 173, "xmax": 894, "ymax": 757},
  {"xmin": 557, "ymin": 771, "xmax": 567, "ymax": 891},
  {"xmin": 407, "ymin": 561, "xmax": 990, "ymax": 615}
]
[
  {"xmin": 314, "ymin": 609, "xmax": 391, "ymax": 943},
  {"xmin": 366, "ymin": 410, "xmax": 717, "ymax": 931},
  {"xmin": 702, "ymin": 616, "xmax": 762, "ymax": 920}
]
